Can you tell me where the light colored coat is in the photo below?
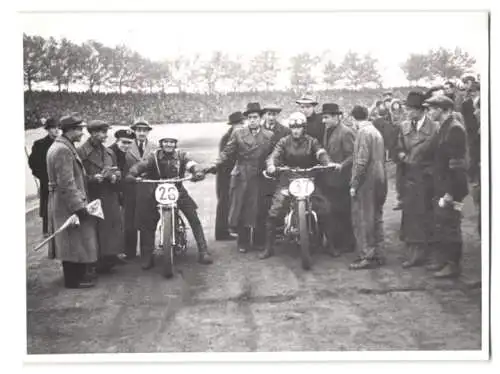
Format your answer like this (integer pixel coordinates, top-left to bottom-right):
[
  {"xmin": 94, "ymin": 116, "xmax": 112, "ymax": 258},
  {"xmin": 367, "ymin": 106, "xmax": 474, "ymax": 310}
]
[{"xmin": 47, "ymin": 136, "xmax": 98, "ymax": 263}]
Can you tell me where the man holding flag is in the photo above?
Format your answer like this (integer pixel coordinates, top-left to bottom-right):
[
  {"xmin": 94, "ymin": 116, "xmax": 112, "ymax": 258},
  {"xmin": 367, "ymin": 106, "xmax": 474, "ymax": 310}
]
[{"xmin": 46, "ymin": 114, "xmax": 99, "ymax": 289}]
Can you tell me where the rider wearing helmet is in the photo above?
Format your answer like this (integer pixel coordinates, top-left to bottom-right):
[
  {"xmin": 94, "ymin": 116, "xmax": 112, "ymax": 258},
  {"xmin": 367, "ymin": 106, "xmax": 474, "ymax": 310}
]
[
  {"xmin": 126, "ymin": 136, "xmax": 213, "ymax": 268},
  {"xmin": 259, "ymin": 112, "xmax": 341, "ymax": 260}
]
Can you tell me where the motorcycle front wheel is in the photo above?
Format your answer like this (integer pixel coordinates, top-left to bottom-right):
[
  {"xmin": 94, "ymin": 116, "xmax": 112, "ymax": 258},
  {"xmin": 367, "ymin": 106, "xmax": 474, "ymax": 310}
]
[
  {"xmin": 297, "ymin": 199, "xmax": 312, "ymax": 270},
  {"xmin": 161, "ymin": 209, "xmax": 175, "ymax": 278}
]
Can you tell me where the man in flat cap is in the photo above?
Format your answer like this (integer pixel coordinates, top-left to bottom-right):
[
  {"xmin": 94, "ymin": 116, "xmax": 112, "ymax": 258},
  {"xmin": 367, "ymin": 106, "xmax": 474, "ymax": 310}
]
[
  {"xmin": 47, "ymin": 114, "xmax": 98, "ymax": 289},
  {"xmin": 349, "ymin": 106, "xmax": 387, "ymax": 270},
  {"xmin": 321, "ymin": 103, "xmax": 356, "ymax": 256},
  {"xmin": 424, "ymin": 95, "xmax": 469, "ymax": 278},
  {"xmin": 209, "ymin": 102, "xmax": 273, "ymax": 253},
  {"xmin": 28, "ymin": 117, "xmax": 60, "ymax": 238},
  {"xmin": 254, "ymin": 104, "xmax": 291, "ymax": 250},
  {"xmin": 296, "ymin": 93, "xmax": 325, "ymax": 143},
  {"xmin": 215, "ymin": 112, "xmax": 244, "ymax": 241},
  {"xmin": 124, "ymin": 120, "xmax": 158, "ymax": 261},
  {"xmin": 78, "ymin": 120, "xmax": 124, "ymax": 274},
  {"xmin": 395, "ymin": 91, "xmax": 439, "ymax": 269}
]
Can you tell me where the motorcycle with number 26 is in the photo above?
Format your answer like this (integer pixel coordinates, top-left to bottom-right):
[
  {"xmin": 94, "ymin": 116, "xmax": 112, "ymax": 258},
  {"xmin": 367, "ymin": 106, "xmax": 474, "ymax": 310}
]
[
  {"xmin": 263, "ymin": 164, "xmax": 336, "ymax": 270},
  {"xmin": 135, "ymin": 175, "xmax": 193, "ymax": 278}
]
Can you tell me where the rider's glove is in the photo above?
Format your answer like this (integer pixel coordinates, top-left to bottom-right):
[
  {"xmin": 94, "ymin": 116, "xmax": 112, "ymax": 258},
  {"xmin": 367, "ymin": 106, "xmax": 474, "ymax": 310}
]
[
  {"xmin": 204, "ymin": 164, "xmax": 218, "ymax": 174},
  {"xmin": 266, "ymin": 165, "xmax": 276, "ymax": 175},
  {"xmin": 192, "ymin": 171, "xmax": 205, "ymax": 182}
]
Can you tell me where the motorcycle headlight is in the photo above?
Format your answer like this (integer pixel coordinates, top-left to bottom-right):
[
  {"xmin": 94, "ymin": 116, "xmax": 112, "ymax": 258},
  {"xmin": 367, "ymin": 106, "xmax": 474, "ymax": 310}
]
[{"xmin": 289, "ymin": 178, "xmax": 315, "ymax": 198}]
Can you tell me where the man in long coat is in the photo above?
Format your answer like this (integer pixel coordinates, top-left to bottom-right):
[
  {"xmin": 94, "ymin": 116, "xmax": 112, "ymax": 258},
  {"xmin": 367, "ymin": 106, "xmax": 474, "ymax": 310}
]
[
  {"xmin": 47, "ymin": 114, "xmax": 98, "ymax": 289},
  {"xmin": 254, "ymin": 104, "xmax": 291, "ymax": 250},
  {"xmin": 349, "ymin": 106, "xmax": 387, "ymax": 270},
  {"xmin": 212, "ymin": 102, "xmax": 273, "ymax": 253},
  {"xmin": 215, "ymin": 111, "xmax": 244, "ymax": 241},
  {"xmin": 123, "ymin": 120, "xmax": 157, "ymax": 260},
  {"xmin": 321, "ymin": 103, "xmax": 356, "ymax": 256},
  {"xmin": 424, "ymin": 95, "xmax": 469, "ymax": 278},
  {"xmin": 28, "ymin": 117, "xmax": 60, "ymax": 237},
  {"xmin": 108, "ymin": 129, "xmax": 136, "ymax": 208},
  {"xmin": 296, "ymin": 94, "xmax": 325, "ymax": 143},
  {"xmin": 78, "ymin": 120, "xmax": 124, "ymax": 274},
  {"xmin": 395, "ymin": 91, "xmax": 439, "ymax": 269}
]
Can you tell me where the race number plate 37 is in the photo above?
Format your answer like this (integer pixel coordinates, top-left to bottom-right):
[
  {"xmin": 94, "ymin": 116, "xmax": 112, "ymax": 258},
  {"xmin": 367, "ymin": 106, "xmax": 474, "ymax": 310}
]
[{"xmin": 155, "ymin": 183, "xmax": 180, "ymax": 204}]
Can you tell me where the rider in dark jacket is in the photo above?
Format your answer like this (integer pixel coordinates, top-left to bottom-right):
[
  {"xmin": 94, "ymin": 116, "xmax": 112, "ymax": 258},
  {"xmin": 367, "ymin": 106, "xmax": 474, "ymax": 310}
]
[
  {"xmin": 259, "ymin": 112, "xmax": 340, "ymax": 260},
  {"xmin": 126, "ymin": 137, "xmax": 213, "ymax": 268}
]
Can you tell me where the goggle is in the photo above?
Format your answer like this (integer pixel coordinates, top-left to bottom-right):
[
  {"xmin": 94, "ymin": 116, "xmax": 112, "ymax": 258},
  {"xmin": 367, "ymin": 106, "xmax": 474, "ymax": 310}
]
[{"xmin": 288, "ymin": 119, "xmax": 306, "ymax": 127}]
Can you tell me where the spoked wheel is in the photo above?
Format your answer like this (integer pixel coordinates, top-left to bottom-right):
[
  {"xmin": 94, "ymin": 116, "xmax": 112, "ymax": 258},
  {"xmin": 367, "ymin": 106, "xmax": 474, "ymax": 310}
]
[
  {"xmin": 297, "ymin": 199, "xmax": 312, "ymax": 270},
  {"xmin": 161, "ymin": 209, "xmax": 174, "ymax": 279}
]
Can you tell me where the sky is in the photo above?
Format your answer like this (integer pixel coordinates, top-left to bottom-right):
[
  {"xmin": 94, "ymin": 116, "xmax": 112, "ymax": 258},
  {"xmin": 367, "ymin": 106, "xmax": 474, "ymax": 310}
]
[{"xmin": 21, "ymin": 11, "xmax": 488, "ymax": 88}]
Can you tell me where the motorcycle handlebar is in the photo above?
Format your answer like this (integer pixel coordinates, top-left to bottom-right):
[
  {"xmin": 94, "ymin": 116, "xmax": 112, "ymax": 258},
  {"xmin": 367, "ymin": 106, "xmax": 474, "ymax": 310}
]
[
  {"xmin": 136, "ymin": 175, "xmax": 193, "ymax": 183},
  {"xmin": 263, "ymin": 164, "xmax": 337, "ymax": 178}
]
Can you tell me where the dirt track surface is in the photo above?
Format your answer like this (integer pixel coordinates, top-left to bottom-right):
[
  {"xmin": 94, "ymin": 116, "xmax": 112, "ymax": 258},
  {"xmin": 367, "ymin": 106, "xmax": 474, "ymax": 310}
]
[{"xmin": 26, "ymin": 124, "xmax": 482, "ymax": 354}]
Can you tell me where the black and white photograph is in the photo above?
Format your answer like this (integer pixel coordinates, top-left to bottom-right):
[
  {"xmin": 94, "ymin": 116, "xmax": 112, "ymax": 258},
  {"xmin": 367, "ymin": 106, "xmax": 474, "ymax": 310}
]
[{"xmin": 16, "ymin": 3, "xmax": 491, "ymax": 363}]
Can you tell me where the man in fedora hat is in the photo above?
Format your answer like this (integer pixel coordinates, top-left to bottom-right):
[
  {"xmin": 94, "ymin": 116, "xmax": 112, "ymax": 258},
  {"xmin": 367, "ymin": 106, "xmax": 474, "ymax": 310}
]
[
  {"xmin": 215, "ymin": 111, "xmax": 245, "ymax": 241},
  {"xmin": 28, "ymin": 117, "xmax": 60, "ymax": 238},
  {"xmin": 47, "ymin": 114, "xmax": 98, "ymax": 288},
  {"xmin": 424, "ymin": 95, "xmax": 469, "ymax": 278},
  {"xmin": 254, "ymin": 104, "xmax": 291, "ymax": 250},
  {"xmin": 321, "ymin": 103, "xmax": 356, "ymax": 256},
  {"xmin": 124, "ymin": 119, "xmax": 158, "ymax": 261},
  {"xmin": 209, "ymin": 102, "xmax": 273, "ymax": 253},
  {"xmin": 296, "ymin": 93, "xmax": 325, "ymax": 143},
  {"xmin": 395, "ymin": 91, "xmax": 439, "ymax": 269},
  {"xmin": 78, "ymin": 120, "xmax": 124, "ymax": 274}
]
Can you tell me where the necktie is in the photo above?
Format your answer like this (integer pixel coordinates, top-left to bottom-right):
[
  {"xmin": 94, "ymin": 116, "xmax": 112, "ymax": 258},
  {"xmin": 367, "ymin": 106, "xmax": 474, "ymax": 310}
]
[
  {"xmin": 411, "ymin": 119, "xmax": 417, "ymax": 132},
  {"xmin": 138, "ymin": 141, "xmax": 144, "ymax": 157}
]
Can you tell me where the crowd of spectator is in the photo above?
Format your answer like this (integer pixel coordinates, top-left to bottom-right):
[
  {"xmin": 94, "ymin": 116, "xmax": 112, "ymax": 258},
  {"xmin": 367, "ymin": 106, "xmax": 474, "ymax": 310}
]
[{"xmin": 24, "ymin": 88, "xmax": 418, "ymax": 129}]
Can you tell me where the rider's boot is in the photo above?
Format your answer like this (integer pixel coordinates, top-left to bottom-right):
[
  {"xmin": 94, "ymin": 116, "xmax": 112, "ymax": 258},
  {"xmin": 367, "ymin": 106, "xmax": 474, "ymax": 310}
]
[
  {"xmin": 259, "ymin": 219, "xmax": 276, "ymax": 260},
  {"xmin": 191, "ymin": 216, "xmax": 213, "ymax": 265},
  {"xmin": 140, "ymin": 229, "xmax": 155, "ymax": 270},
  {"xmin": 320, "ymin": 218, "xmax": 340, "ymax": 257}
]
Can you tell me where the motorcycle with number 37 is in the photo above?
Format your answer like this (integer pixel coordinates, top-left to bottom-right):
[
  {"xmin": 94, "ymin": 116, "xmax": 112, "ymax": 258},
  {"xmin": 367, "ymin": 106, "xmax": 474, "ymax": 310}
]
[{"xmin": 263, "ymin": 164, "xmax": 336, "ymax": 270}]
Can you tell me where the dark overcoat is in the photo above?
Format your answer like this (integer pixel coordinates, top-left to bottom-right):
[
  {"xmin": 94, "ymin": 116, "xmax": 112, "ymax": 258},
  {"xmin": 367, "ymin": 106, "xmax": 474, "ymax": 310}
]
[
  {"xmin": 217, "ymin": 127, "xmax": 273, "ymax": 229},
  {"xmin": 123, "ymin": 139, "xmax": 157, "ymax": 231},
  {"xmin": 28, "ymin": 135, "xmax": 54, "ymax": 219},
  {"xmin": 77, "ymin": 139, "xmax": 123, "ymax": 256},
  {"xmin": 432, "ymin": 115, "xmax": 469, "ymax": 243},
  {"xmin": 46, "ymin": 136, "xmax": 98, "ymax": 263},
  {"xmin": 305, "ymin": 112, "xmax": 325, "ymax": 144},
  {"xmin": 395, "ymin": 116, "xmax": 439, "ymax": 244}
]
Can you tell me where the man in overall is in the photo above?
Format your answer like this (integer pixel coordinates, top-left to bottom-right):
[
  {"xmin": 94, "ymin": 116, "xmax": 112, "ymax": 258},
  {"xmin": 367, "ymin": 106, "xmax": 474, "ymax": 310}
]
[{"xmin": 127, "ymin": 137, "xmax": 213, "ymax": 268}]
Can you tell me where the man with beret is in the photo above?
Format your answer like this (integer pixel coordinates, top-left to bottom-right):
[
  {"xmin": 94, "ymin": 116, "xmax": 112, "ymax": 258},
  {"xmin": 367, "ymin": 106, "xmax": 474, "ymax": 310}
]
[
  {"xmin": 28, "ymin": 117, "xmax": 60, "ymax": 238},
  {"xmin": 127, "ymin": 136, "xmax": 213, "ymax": 268},
  {"xmin": 215, "ymin": 112, "xmax": 244, "ymax": 241},
  {"xmin": 423, "ymin": 95, "xmax": 469, "ymax": 278},
  {"xmin": 124, "ymin": 120, "xmax": 158, "ymax": 261},
  {"xmin": 254, "ymin": 104, "xmax": 291, "ymax": 250},
  {"xmin": 395, "ymin": 91, "xmax": 439, "ymax": 269},
  {"xmin": 349, "ymin": 106, "xmax": 387, "ymax": 270},
  {"xmin": 296, "ymin": 94, "xmax": 325, "ymax": 143},
  {"xmin": 321, "ymin": 103, "xmax": 356, "ymax": 256},
  {"xmin": 209, "ymin": 103, "xmax": 273, "ymax": 253},
  {"xmin": 47, "ymin": 114, "xmax": 98, "ymax": 288},
  {"xmin": 78, "ymin": 120, "xmax": 124, "ymax": 274}
]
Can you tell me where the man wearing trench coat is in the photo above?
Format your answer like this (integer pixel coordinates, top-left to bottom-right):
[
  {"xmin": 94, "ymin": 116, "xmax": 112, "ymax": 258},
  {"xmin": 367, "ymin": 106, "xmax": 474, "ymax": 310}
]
[
  {"xmin": 47, "ymin": 114, "xmax": 98, "ymax": 289},
  {"xmin": 123, "ymin": 120, "xmax": 157, "ymax": 259},
  {"xmin": 213, "ymin": 102, "xmax": 273, "ymax": 252},
  {"xmin": 78, "ymin": 120, "xmax": 124, "ymax": 273},
  {"xmin": 215, "ymin": 111, "xmax": 244, "ymax": 241}
]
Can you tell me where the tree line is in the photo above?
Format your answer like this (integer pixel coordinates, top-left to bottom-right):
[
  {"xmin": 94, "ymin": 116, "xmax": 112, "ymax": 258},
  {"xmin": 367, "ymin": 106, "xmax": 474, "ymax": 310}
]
[{"xmin": 24, "ymin": 34, "xmax": 477, "ymax": 94}]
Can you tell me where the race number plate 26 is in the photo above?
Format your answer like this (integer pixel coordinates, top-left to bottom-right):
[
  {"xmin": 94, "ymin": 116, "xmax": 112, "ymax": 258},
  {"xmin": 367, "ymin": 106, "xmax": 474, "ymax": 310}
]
[{"xmin": 155, "ymin": 183, "xmax": 179, "ymax": 204}]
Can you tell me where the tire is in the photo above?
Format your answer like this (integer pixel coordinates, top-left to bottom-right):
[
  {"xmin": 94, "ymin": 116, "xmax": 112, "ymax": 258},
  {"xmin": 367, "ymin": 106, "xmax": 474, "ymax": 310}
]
[
  {"xmin": 297, "ymin": 199, "xmax": 312, "ymax": 270},
  {"xmin": 161, "ymin": 209, "xmax": 174, "ymax": 279}
]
